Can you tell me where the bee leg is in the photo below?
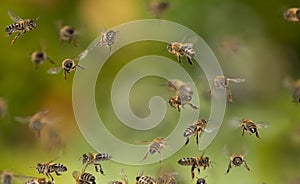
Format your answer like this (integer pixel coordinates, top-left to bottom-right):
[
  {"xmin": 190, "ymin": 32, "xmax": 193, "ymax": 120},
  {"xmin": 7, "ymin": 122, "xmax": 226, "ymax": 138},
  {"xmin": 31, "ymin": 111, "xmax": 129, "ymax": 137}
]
[
  {"xmin": 177, "ymin": 55, "xmax": 182, "ymax": 65},
  {"xmin": 109, "ymin": 45, "xmax": 112, "ymax": 56},
  {"xmin": 187, "ymin": 56, "xmax": 193, "ymax": 65},
  {"xmin": 241, "ymin": 127, "xmax": 245, "ymax": 136},
  {"xmin": 63, "ymin": 70, "xmax": 67, "ymax": 80},
  {"xmin": 141, "ymin": 152, "xmax": 149, "ymax": 162},
  {"xmin": 255, "ymin": 131, "xmax": 260, "ymax": 139},
  {"xmin": 225, "ymin": 160, "xmax": 232, "ymax": 174},
  {"xmin": 11, "ymin": 32, "xmax": 21, "ymax": 44},
  {"xmin": 226, "ymin": 88, "xmax": 233, "ymax": 102},
  {"xmin": 73, "ymin": 36, "xmax": 78, "ymax": 47},
  {"xmin": 191, "ymin": 164, "xmax": 196, "ymax": 179},
  {"xmin": 189, "ymin": 103, "xmax": 198, "ymax": 109},
  {"xmin": 243, "ymin": 160, "xmax": 251, "ymax": 171},
  {"xmin": 99, "ymin": 164, "xmax": 104, "ymax": 175},
  {"xmin": 184, "ymin": 137, "xmax": 190, "ymax": 145},
  {"xmin": 197, "ymin": 167, "xmax": 200, "ymax": 174},
  {"xmin": 55, "ymin": 171, "xmax": 62, "ymax": 176},
  {"xmin": 196, "ymin": 133, "xmax": 199, "ymax": 147},
  {"xmin": 47, "ymin": 56, "xmax": 56, "ymax": 64}
]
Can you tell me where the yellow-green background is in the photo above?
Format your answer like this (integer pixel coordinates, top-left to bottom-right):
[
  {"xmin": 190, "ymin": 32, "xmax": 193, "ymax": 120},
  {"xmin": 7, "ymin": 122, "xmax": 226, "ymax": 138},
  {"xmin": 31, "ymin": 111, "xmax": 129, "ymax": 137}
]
[{"xmin": 0, "ymin": 0, "xmax": 300, "ymax": 183}]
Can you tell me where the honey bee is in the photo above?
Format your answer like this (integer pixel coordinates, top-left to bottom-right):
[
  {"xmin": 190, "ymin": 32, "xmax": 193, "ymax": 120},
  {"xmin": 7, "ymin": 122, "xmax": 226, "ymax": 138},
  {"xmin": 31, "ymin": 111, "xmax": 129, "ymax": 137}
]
[
  {"xmin": 59, "ymin": 25, "xmax": 78, "ymax": 46},
  {"xmin": 196, "ymin": 177, "xmax": 207, "ymax": 184},
  {"xmin": 47, "ymin": 50, "xmax": 86, "ymax": 80},
  {"xmin": 135, "ymin": 172, "xmax": 157, "ymax": 184},
  {"xmin": 213, "ymin": 75, "xmax": 245, "ymax": 102},
  {"xmin": 0, "ymin": 97, "xmax": 8, "ymax": 119},
  {"xmin": 35, "ymin": 159, "xmax": 67, "ymax": 181},
  {"xmin": 141, "ymin": 137, "xmax": 166, "ymax": 166},
  {"xmin": 1, "ymin": 170, "xmax": 14, "ymax": 184},
  {"xmin": 168, "ymin": 95, "xmax": 198, "ymax": 112},
  {"xmin": 226, "ymin": 153, "xmax": 250, "ymax": 174},
  {"xmin": 80, "ymin": 152, "xmax": 112, "ymax": 175},
  {"xmin": 25, "ymin": 177, "xmax": 53, "ymax": 184},
  {"xmin": 283, "ymin": 8, "xmax": 300, "ymax": 22},
  {"xmin": 167, "ymin": 79, "xmax": 193, "ymax": 97},
  {"xmin": 167, "ymin": 42, "xmax": 195, "ymax": 65},
  {"xmin": 30, "ymin": 50, "xmax": 55, "ymax": 70},
  {"xmin": 184, "ymin": 119, "xmax": 211, "ymax": 147},
  {"xmin": 5, "ymin": 10, "xmax": 38, "ymax": 44},
  {"xmin": 95, "ymin": 29, "xmax": 117, "ymax": 55},
  {"xmin": 178, "ymin": 153, "xmax": 213, "ymax": 179},
  {"xmin": 73, "ymin": 171, "xmax": 96, "ymax": 184},
  {"xmin": 157, "ymin": 172, "xmax": 177, "ymax": 184},
  {"xmin": 234, "ymin": 119, "xmax": 268, "ymax": 139},
  {"xmin": 147, "ymin": 0, "xmax": 169, "ymax": 19},
  {"xmin": 109, "ymin": 169, "xmax": 128, "ymax": 184},
  {"xmin": 15, "ymin": 110, "xmax": 57, "ymax": 137}
]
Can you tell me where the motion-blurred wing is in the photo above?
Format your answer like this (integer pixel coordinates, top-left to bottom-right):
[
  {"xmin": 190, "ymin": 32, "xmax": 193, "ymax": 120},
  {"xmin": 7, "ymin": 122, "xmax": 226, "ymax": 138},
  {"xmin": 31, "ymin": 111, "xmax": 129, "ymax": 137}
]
[
  {"xmin": 8, "ymin": 10, "xmax": 23, "ymax": 22},
  {"xmin": 228, "ymin": 78, "xmax": 246, "ymax": 83},
  {"xmin": 47, "ymin": 66, "xmax": 62, "ymax": 74},
  {"xmin": 14, "ymin": 116, "xmax": 30, "ymax": 124},
  {"xmin": 256, "ymin": 122, "xmax": 270, "ymax": 129}
]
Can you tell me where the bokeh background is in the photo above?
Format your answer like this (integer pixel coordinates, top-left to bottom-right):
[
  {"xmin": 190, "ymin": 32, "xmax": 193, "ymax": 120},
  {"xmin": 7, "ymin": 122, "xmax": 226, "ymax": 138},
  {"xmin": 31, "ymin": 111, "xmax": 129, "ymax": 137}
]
[{"xmin": 0, "ymin": 0, "xmax": 300, "ymax": 183}]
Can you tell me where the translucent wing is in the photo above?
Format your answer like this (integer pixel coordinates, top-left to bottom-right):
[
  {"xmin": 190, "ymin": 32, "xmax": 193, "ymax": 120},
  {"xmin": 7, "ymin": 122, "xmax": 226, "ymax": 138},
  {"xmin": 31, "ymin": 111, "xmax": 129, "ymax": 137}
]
[
  {"xmin": 183, "ymin": 43, "xmax": 193, "ymax": 48},
  {"xmin": 74, "ymin": 49, "xmax": 89, "ymax": 61},
  {"xmin": 47, "ymin": 66, "xmax": 62, "ymax": 74},
  {"xmin": 229, "ymin": 118, "xmax": 242, "ymax": 128},
  {"xmin": 14, "ymin": 116, "xmax": 30, "ymax": 124},
  {"xmin": 256, "ymin": 122, "xmax": 270, "ymax": 129},
  {"xmin": 8, "ymin": 10, "xmax": 23, "ymax": 22},
  {"xmin": 227, "ymin": 78, "xmax": 246, "ymax": 83}
]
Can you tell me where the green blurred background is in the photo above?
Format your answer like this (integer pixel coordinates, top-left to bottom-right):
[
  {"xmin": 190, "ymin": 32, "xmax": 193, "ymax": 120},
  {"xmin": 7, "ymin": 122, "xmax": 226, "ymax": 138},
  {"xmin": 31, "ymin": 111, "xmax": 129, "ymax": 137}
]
[{"xmin": 0, "ymin": 0, "xmax": 300, "ymax": 183}]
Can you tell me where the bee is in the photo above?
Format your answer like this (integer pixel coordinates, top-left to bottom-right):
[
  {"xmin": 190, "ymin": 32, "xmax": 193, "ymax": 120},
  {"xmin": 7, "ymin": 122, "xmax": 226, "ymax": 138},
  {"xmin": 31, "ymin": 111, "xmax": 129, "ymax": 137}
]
[
  {"xmin": 30, "ymin": 50, "xmax": 56, "ymax": 70},
  {"xmin": 59, "ymin": 25, "xmax": 78, "ymax": 46},
  {"xmin": 135, "ymin": 172, "xmax": 157, "ymax": 184},
  {"xmin": 290, "ymin": 79, "xmax": 300, "ymax": 103},
  {"xmin": 196, "ymin": 177, "xmax": 207, "ymax": 184},
  {"xmin": 15, "ymin": 110, "xmax": 57, "ymax": 137},
  {"xmin": 35, "ymin": 159, "xmax": 67, "ymax": 181},
  {"xmin": 95, "ymin": 29, "xmax": 117, "ymax": 55},
  {"xmin": 47, "ymin": 50, "xmax": 86, "ymax": 80},
  {"xmin": 226, "ymin": 153, "xmax": 250, "ymax": 174},
  {"xmin": 213, "ymin": 75, "xmax": 245, "ymax": 102},
  {"xmin": 178, "ymin": 153, "xmax": 213, "ymax": 179},
  {"xmin": 1, "ymin": 170, "xmax": 14, "ymax": 184},
  {"xmin": 109, "ymin": 169, "xmax": 128, "ymax": 184},
  {"xmin": 235, "ymin": 119, "xmax": 268, "ymax": 139},
  {"xmin": 184, "ymin": 119, "xmax": 211, "ymax": 147},
  {"xmin": 147, "ymin": 0, "xmax": 169, "ymax": 19},
  {"xmin": 168, "ymin": 95, "xmax": 198, "ymax": 112},
  {"xmin": 80, "ymin": 152, "xmax": 112, "ymax": 175},
  {"xmin": 73, "ymin": 171, "xmax": 96, "ymax": 184},
  {"xmin": 25, "ymin": 177, "xmax": 53, "ymax": 184},
  {"xmin": 157, "ymin": 172, "xmax": 177, "ymax": 184},
  {"xmin": 167, "ymin": 42, "xmax": 195, "ymax": 65},
  {"xmin": 167, "ymin": 79, "xmax": 193, "ymax": 97},
  {"xmin": 0, "ymin": 97, "xmax": 8, "ymax": 119},
  {"xmin": 141, "ymin": 137, "xmax": 166, "ymax": 166},
  {"xmin": 283, "ymin": 8, "xmax": 300, "ymax": 22}
]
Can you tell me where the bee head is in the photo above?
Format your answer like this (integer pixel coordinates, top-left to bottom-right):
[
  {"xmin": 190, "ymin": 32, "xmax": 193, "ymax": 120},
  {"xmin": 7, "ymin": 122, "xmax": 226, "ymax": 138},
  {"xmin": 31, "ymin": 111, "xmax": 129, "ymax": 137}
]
[
  {"xmin": 82, "ymin": 153, "xmax": 89, "ymax": 164},
  {"xmin": 29, "ymin": 19, "xmax": 37, "ymax": 28}
]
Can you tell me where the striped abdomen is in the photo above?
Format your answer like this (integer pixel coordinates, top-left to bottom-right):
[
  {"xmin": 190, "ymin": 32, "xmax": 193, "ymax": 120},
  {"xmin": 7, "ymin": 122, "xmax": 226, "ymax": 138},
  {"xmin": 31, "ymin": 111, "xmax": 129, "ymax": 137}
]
[
  {"xmin": 136, "ymin": 176, "xmax": 157, "ymax": 184},
  {"xmin": 178, "ymin": 157, "xmax": 196, "ymax": 166},
  {"xmin": 79, "ymin": 173, "xmax": 96, "ymax": 184},
  {"xmin": 183, "ymin": 125, "xmax": 197, "ymax": 138}
]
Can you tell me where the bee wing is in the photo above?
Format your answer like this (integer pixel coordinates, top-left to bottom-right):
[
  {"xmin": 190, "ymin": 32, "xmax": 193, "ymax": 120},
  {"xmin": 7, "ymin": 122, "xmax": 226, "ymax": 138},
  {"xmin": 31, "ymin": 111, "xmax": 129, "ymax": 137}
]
[
  {"xmin": 8, "ymin": 10, "xmax": 23, "ymax": 22},
  {"xmin": 14, "ymin": 116, "xmax": 31, "ymax": 124},
  {"xmin": 223, "ymin": 145, "xmax": 231, "ymax": 158},
  {"xmin": 227, "ymin": 78, "xmax": 246, "ymax": 83},
  {"xmin": 47, "ymin": 66, "xmax": 62, "ymax": 74},
  {"xmin": 43, "ymin": 117, "xmax": 63, "ymax": 125},
  {"xmin": 256, "ymin": 122, "xmax": 270, "ymax": 129},
  {"xmin": 74, "ymin": 50, "xmax": 89, "ymax": 61},
  {"xmin": 228, "ymin": 118, "xmax": 242, "ymax": 128}
]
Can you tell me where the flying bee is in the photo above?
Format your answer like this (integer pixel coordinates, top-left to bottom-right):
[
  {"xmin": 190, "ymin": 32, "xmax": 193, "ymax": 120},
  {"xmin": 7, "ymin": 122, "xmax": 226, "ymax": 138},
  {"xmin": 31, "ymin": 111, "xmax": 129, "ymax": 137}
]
[
  {"xmin": 47, "ymin": 50, "xmax": 87, "ymax": 80},
  {"xmin": 141, "ymin": 137, "xmax": 166, "ymax": 167},
  {"xmin": 147, "ymin": 0, "xmax": 169, "ymax": 19},
  {"xmin": 15, "ymin": 110, "xmax": 59, "ymax": 137},
  {"xmin": 80, "ymin": 152, "xmax": 112, "ymax": 175},
  {"xmin": 232, "ymin": 119, "xmax": 268, "ymax": 139},
  {"xmin": 168, "ymin": 95, "xmax": 198, "ymax": 112},
  {"xmin": 58, "ymin": 24, "xmax": 78, "ymax": 46},
  {"xmin": 167, "ymin": 42, "xmax": 195, "ymax": 65},
  {"xmin": 30, "ymin": 50, "xmax": 56, "ymax": 70},
  {"xmin": 283, "ymin": 8, "xmax": 300, "ymax": 22},
  {"xmin": 226, "ymin": 153, "xmax": 250, "ymax": 174},
  {"xmin": 94, "ymin": 29, "xmax": 118, "ymax": 55},
  {"xmin": 109, "ymin": 169, "xmax": 128, "ymax": 184},
  {"xmin": 35, "ymin": 159, "xmax": 67, "ymax": 181},
  {"xmin": 135, "ymin": 172, "xmax": 157, "ymax": 184},
  {"xmin": 167, "ymin": 79, "xmax": 193, "ymax": 97},
  {"xmin": 213, "ymin": 75, "xmax": 245, "ymax": 102},
  {"xmin": 184, "ymin": 119, "xmax": 212, "ymax": 147},
  {"xmin": 178, "ymin": 153, "xmax": 213, "ymax": 179},
  {"xmin": 1, "ymin": 170, "xmax": 31, "ymax": 184},
  {"xmin": 25, "ymin": 177, "xmax": 54, "ymax": 184},
  {"xmin": 5, "ymin": 10, "xmax": 38, "ymax": 44},
  {"xmin": 157, "ymin": 172, "xmax": 177, "ymax": 184},
  {"xmin": 73, "ymin": 171, "xmax": 96, "ymax": 184}
]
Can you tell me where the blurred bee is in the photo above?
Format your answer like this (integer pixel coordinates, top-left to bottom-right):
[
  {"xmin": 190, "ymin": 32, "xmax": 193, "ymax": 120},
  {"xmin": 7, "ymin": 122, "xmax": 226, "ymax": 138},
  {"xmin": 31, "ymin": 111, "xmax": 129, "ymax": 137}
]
[
  {"xmin": 167, "ymin": 79, "xmax": 193, "ymax": 97},
  {"xmin": 147, "ymin": 0, "xmax": 169, "ymax": 19},
  {"xmin": 95, "ymin": 29, "xmax": 117, "ymax": 55},
  {"xmin": 157, "ymin": 172, "xmax": 177, "ymax": 184},
  {"xmin": 184, "ymin": 119, "xmax": 212, "ymax": 147},
  {"xmin": 167, "ymin": 42, "xmax": 195, "ymax": 65},
  {"xmin": 213, "ymin": 75, "xmax": 245, "ymax": 102},
  {"xmin": 30, "ymin": 50, "xmax": 56, "ymax": 70},
  {"xmin": 25, "ymin": 177, "xmax": 53, "ymax": 184},
  {"xmin": 59, "ymin": 24, "xmax": 78, "ymax": 46},
  {"xmin": 283, "ymin": 8, "xmax": 300, "ymax": 22},
  {"xmin": 226, "ymin": 153, "xmax": 250, "ymax": 174},
  {"xmin": 178, "ymin": 153, "xmax": 213, "ymax": 179},
  {"xmin": 168, "ymin": 95, "xmax": 198, "ymax": 112},
  {"xmin": 233, "ymin": 119, "xmax": 268, "ymax": 139},
  {"xmin": 135, "ymin": 172, "xmax": 157, "ymax": 184},
  {"xmin": 141, "ymin": 137, "xmax": 166, "ymax": 166},
  {"xmin": 0, "ymin": 97, "xmax": 8, "ymax": 119},
  {"xmin": 109, "ymin": 169, "xmax": 128, "ymax": 184},
  {"xmin": 47, "ymin": 50, "xmax": 86, "ymax": 80},
  {"xmin": 73, "ymin": 171, "xmax": 96, "ymax": 184},
  {"xmin": 5, "ymin": 10, "xmax": 38, "ymax": 44},
  {"xmin": 35, "ymin": 159, "xmax": 67, "ymax": 181},
  {"xmin": 1, "ymin": 170, "xmax": 32, "ymax": 184},
  {"xmin": 80, "ymin": 152, "xmax": 112, "ymax": 175},
  {"xmin": 15, "ymin": 110, "xmax": 58, "ymax": 137}
]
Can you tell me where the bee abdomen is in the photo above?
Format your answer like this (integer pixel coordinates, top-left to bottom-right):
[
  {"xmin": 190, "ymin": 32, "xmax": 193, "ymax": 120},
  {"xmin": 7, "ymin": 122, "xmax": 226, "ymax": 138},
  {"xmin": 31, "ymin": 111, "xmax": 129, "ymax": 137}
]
[
  {"xmin": 80, "ymin": 173, "xmax": 95, "ymax": 182},
  {"xmin": 183, "ymin": 126, "xmax": 196, "ymax": 137},
  {"xmin": 149, "ymin": 142, "xmax": 161, "ymax": 154},
  {"xmin": 137, "ymin": 176, "xmax": 156, "ymax": 184},
  {"xmin": 178, "ymin": 157, "xmax": 195, "ymax": 166},
  {"xmin": 50, "ymin": 163, "xmax": 67, "ymax": 172},
  {"xmin": 95, "ymin": 153, "xmax": 112, "ymax": 161}
]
